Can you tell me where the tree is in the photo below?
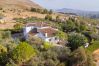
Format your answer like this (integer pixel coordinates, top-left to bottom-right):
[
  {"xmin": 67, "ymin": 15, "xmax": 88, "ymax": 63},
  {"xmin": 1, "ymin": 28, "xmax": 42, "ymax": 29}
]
[
  {"xmin": 44, "ymin": 59, "xmax": 56, "ymax": 66},
  {"xmin": 0, "ymin": 8, "xmax": 2, "ymax": 10},
  {"xmin": 2, "ymin": 31, "xmax": 11, "ymax": 39},
  {"xmin": 0, "ymin": 31, "xmax": 17, "ymax": 52},
  {"xmin": 43, "ymin": 42, "xmax": 53, "ymax": 50},
  {"xmin": 45, "ymin": 14, "xmax": 52, "ymax": 21},
  {"xmin": 0, "ymin": 13, "xmax": 4, "ymax": 19},
  {"xmin": 11, "ymin": 42, "xmax": 36, "ymax": 64},
  {"xmin": 42, "ymin": 9, "xmax": 49, "ymax": 14},
  {"xmin": 6, "ymin": 59, "xmax": 17, "ymax": 66},
  {"xmin": 86, "ymin": 51, "xmax": 96, "ymax": 66},
  {"xmin": 41, "ymin": 46, "xmax": 71, "ymax": 66},
  {"xmin": 55, "ymin": 31, "xmax": 68, "ymax": 40},
  {"xmin": 70, "ymin": 47, "xmax": 87, "ymax": 66},
  {"xmin": 27, "ymin": 36, "xmax": 44, "ymax": 45},
  {"xmin": 68, "ymin": 33, "xmax": 88, "ymax": 50},
  {"xmin": 80, "ymin": 25, "xmax": 87, "ymax": 31},
  {"xmin": 36, "ymin": 9, "xmax": 42, "ymax": 13},
  {"xmin": 62, "ymin": 20, "xmax": 76, "ymax": 32},
  {"xmin": 0, "ymin": 45, "xmax": 7, "ymax": 53},
  {"xmin": 14, "ymin": 23, "xmax": 23, "ymax": 30},
  {"xmin": 75, "ymin": 24, "xmax": 88, "ymax": 33},
  {"xmin": 31, "ymin": 8, "xmax": 37, "ymax": 12},
  {"xmin": 0, "ymin": 45, "xmax": 8, "ymax": 65},
  {"xmin": 49, "ymin": 9, "xmax": 53, "ymax": 14},
  {"xmin": 56, "ymin": 15, "xmax": 60, "ymax": 22},
  {"xmin": 50, "ymin": 46, "xmax": 71, "ymax": 62},
  {"xmin": 70, "ymin": 47, "xmax": 95, "ymax": 66}
]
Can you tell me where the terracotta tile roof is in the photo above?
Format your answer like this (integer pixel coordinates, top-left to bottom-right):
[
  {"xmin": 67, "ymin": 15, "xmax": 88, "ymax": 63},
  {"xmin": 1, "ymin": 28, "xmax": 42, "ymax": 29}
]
[
  {"xmin": 25, "ymin": 22, "xmax": 49, "ymax": 27},
  {"xmin": 38, "ymin": 27, "xmax": 58, "ymax": 37}
]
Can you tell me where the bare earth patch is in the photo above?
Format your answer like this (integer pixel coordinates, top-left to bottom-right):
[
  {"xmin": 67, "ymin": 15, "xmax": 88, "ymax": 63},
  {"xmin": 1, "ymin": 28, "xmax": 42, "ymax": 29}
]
[
  {"xmin": 0, "ymin": 10, "xmax": 68, "ymax": 29},
  {"xmin": 93, "ymin": 49, "xmax": 99, "ymax": 66},
  {"xmin": 0, "ymin": 22, "xmax": 16, "ymax": 29}
]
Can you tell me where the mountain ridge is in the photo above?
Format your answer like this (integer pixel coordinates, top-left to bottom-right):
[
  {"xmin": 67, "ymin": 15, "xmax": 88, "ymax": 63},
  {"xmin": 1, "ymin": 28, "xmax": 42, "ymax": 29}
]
[{"xmin": 57, "ymin": 8, "xmax": 99, "ymax": 19}]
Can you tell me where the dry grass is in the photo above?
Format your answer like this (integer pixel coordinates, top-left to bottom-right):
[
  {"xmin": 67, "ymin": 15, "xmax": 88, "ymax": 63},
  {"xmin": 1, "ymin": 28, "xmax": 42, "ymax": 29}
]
[
  {"xmin": 0, "ymin": 0, "xmax": 42, "ymax": 9},
  {"xmin": 0, "ymin": 0, "xmax": 68, "ymax": 29},
  {"xmin": 93, "ymin": 49, "xmax": 99, "ymax": 62}
]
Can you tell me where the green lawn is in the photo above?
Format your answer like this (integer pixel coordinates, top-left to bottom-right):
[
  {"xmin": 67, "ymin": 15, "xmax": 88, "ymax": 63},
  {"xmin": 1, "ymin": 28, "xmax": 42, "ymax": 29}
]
[{"xmin": 86, "ymin": 41, "xmax": 99, "ymax": 52}]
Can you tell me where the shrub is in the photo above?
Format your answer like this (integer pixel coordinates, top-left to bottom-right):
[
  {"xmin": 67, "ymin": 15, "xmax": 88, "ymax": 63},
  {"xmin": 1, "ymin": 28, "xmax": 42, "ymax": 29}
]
[
  {"xmin": 70, "ymin": 47, "xmax": 87, "ymax": 66},
  {"xmin": 6, "ymin": 59, "xmax": 17, "ymax": 66},
  {"xmin": 86, "ymin": 41, "xmax": 99, "ymax": 52},
  {"xmin": 0, "ymin": 8, "xmax": 2, "ymax": 10},
  {"xmin": 0, "ymin": 13, "xmax": 4, "ymax": 19},
  {"xmin": 27, "ymin": 36, "xmax": 44, "ymax": 45},
  {"xmin": 0, "ymin": 45, "xmax": 8, "ymax": 65},
  {"xmin": 14, "ymin": 23, "xmax": 23, "ymax": 30},
  {"xmin": 0, "ymin": 31, "xmax": 17, "ymax": 52},
  {"xmin": 68, "ymin": 33, "xmax": 88, "ymax": 50},
  {"xmin": 56, "ymin": 15, "xmax": 60, "ymax": 22},
  {"xmin": 44, "ymin": 59, "xmax": 56, "ymax": 66},
  {"xmin": 11, "ymin": 42, "xmax": 36, "ymax": 63},
  {"xmin": 1, "ymin": 31, "xmax": 11, "ymax": 39},
  {"xmin": 0, "ymin": 44, "xmax": 7, "ymax": 53},
  {"xmin": 62, "ymin": 20, "xmax": 76, "ymax": 32},
  {"xmin": 49, "ymin": 9, "xmax": 53, "ymax": 14},
  {"xmin": 31, "ymin": 8, "xmax": 37, "ymax": 12},
  {"xmin": 36, "ymin": 9, "xmax": 42, "ymax": 13},
  {"xmin": 50, "ymin": 46, "xmax": 71, "ymax": 62},
  {"xmin": 55, "ymin": 31, "xmax": 68, "ymax": 40},
  {"xmin": 43, "ymin": 42, "xmax": 53, "ymax": 50},
  {"xmin": 45, "ymin": 14, "xmax": 52, "ymax": 21},
  {"xmin": 42, "ymin": 9, "xmax": 49, "ymax": 14}
]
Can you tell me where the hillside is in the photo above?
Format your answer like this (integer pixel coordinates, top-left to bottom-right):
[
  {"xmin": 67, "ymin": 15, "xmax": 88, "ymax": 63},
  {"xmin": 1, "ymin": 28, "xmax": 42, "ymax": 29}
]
[
  {"xmin": 0, "ymin": 1, "xmax": 99, "ymax": 66},
  {"xmin": 0, "ymin": 0, "xmax": 42, "ymax": 10},
  {"xmin": 0, "ymin": 0, "xmax": 44, "ymax": 29},
  {"xmin": 57, "ymin": 8, "xmax": 99, "ymax": 19},
  {"xmin": 0, "ymin": 0, "xmax": 68, "ymax": 29}
]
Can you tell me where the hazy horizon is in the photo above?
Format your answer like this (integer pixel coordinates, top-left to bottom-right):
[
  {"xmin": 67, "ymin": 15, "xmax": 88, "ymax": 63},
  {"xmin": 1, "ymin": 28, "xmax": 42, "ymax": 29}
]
[{"xmin": 33, "ymin": 0, "xmax": 99, "ymax": 11}]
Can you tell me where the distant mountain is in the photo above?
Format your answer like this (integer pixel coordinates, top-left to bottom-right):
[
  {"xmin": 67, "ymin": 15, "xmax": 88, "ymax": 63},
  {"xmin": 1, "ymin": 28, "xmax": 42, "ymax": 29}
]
[
  {"xmin": 57, "ymin": 8, "xmax": 99, "ymax": 19},
  {"xmin": 0, "ymin": 0, "xmax": 42, "ymax": 10}
]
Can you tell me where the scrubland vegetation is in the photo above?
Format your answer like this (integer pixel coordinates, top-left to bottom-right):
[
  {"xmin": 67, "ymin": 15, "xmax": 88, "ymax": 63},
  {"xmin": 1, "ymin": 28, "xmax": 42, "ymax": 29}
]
[
  {"xmin": 0, "ymin": 8, "xmax": 99, "ymax": 66},
  {"xmin": 0, "ymin": 0, "xmax": 98, "ymax": 65}
]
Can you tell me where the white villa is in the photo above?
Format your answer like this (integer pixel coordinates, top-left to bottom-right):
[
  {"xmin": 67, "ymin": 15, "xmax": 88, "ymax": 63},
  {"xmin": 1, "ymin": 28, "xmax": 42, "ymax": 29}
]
[{"xmin": 23, "ymin": 22, "xmax": 60, "ymax": 44}]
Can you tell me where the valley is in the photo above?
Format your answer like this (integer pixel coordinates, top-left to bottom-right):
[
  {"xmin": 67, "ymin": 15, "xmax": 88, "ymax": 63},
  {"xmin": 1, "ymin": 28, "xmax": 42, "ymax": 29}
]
[{"xmin": 0, "ymin": 0, "xmax": 99, "ymax": 66}]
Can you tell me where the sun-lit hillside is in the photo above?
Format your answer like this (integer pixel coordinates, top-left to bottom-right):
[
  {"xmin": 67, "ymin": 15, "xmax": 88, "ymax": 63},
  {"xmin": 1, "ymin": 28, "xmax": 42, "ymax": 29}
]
[
  {"xmin": 0, "ymin": 0, "xmax": 99, "ymax": 66},
  {"xmin": 0, "ymin": 0, "xmax": 42, "ymax": 9}
]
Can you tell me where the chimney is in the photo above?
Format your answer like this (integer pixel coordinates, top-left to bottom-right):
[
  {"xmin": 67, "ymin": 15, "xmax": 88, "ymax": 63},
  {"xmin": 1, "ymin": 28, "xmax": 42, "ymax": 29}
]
[
  {"xmin": 45, "ymin": 33, "xmax": 48, "ymax": 37},
  {"xmin": 41, "ymin": 22, "xmax": 43, "ymax": 27}
]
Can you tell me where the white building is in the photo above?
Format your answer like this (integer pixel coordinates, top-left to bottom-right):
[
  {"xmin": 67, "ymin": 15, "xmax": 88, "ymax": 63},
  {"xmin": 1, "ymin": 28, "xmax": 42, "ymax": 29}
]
[{"xmin": 23, "ymin": 22, "xmax": 60, "ymax": 44}]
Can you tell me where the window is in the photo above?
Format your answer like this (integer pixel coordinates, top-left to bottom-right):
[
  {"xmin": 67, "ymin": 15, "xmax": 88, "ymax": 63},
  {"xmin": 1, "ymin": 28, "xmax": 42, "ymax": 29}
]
[
  {"xmin": 55, "ymin": 37, "xmax": 57, "ymax": 40},
  {"xmin": 49, "ymin": 39, "xmax": 51, "ymax": 41}
]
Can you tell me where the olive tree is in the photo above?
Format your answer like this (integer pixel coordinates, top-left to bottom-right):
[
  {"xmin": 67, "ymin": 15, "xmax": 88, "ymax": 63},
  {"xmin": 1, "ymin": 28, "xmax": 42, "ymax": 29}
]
[
  {"xmin": 11, "ymin": 42, "xmax": 36, "ymax": 64},
  {"xmin": 68, "ymin": 33, "xmax": 88, "ymax": 50}
]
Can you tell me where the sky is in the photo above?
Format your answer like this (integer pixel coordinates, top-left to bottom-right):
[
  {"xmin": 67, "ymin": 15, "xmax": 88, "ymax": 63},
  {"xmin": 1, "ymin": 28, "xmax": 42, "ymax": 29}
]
[{"xmin": 32, "ymin": 0, "xmax": 99, "ymax": 11}]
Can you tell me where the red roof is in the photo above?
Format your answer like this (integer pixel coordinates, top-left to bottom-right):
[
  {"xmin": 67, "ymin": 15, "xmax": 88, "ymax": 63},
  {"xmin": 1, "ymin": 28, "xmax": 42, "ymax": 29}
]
[
  {"xmin": 29, "ymin": 27, "xmax": 58, "ymax": 37},
  {"xmin": 38, "ymin": 27, "xmax": 58, "ymax": 37}
]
